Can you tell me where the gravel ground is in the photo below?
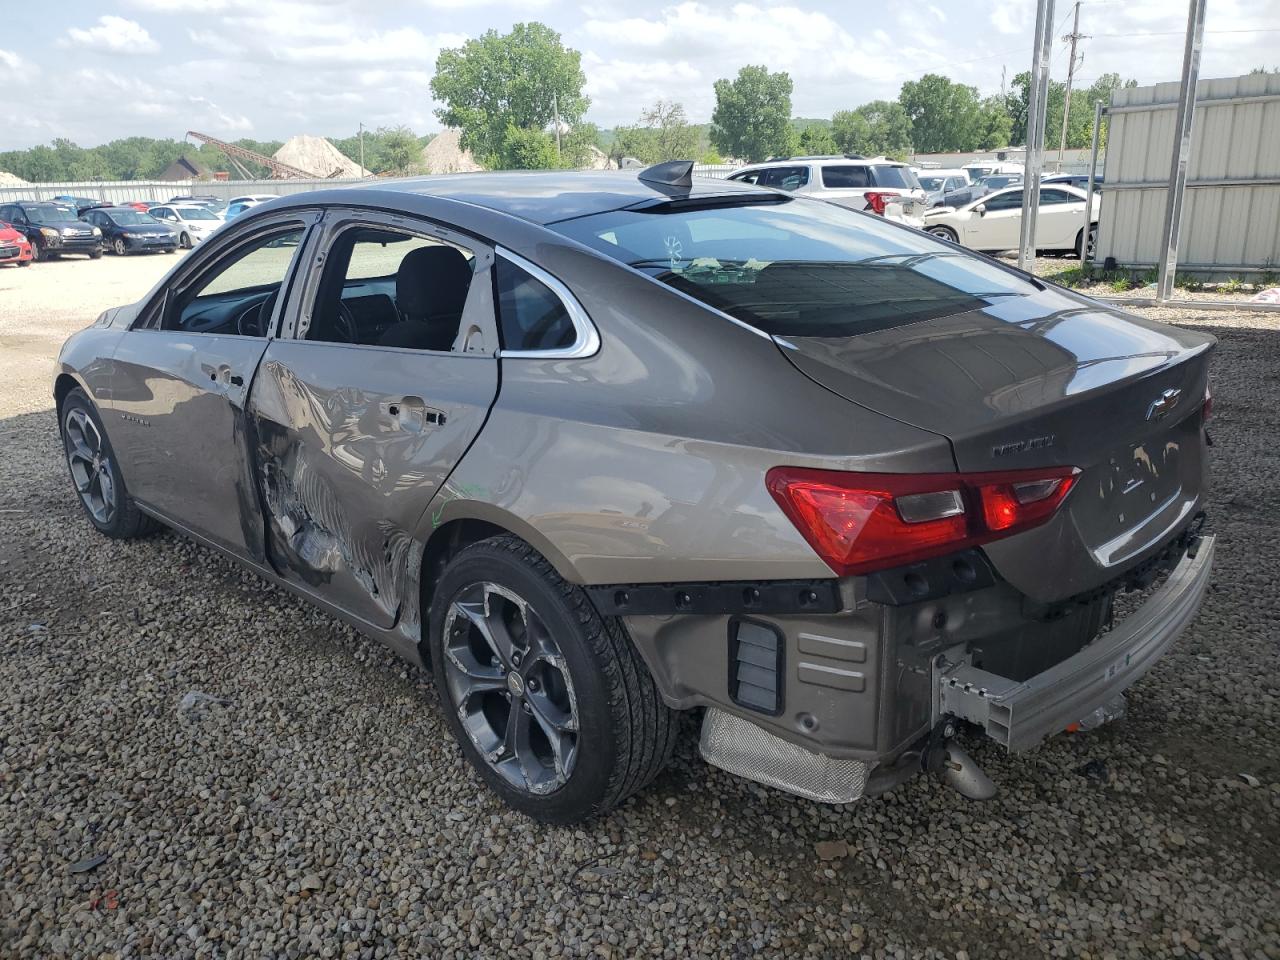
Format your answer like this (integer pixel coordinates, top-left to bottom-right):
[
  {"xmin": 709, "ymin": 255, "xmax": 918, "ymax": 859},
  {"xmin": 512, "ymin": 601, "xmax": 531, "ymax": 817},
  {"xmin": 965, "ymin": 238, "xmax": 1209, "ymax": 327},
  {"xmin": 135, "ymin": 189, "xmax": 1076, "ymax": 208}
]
[{"xmin": 2, "ymin": 255, "xmax": 1278, "ymax": 960}]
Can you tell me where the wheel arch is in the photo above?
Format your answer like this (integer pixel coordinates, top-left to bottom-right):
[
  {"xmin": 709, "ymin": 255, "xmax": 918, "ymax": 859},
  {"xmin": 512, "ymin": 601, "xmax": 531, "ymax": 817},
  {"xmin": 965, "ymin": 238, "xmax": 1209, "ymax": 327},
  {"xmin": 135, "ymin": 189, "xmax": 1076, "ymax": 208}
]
[{"xmin": 54, "ymin": 372, "xmax": 86, "ymax": 418}]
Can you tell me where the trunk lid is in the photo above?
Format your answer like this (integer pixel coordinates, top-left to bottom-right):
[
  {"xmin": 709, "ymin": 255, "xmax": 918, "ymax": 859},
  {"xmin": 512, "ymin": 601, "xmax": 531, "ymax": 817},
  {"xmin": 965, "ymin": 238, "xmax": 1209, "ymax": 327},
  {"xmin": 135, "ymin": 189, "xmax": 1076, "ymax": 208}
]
[{"xmin": 778, "ymin": 286, "xmax": 1215, "ymax": 601}]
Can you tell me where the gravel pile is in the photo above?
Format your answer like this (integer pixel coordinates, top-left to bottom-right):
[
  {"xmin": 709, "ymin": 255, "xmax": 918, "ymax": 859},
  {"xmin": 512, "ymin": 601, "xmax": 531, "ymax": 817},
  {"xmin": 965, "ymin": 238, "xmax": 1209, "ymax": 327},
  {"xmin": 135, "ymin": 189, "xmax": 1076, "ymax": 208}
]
[{"xmin": 1, "ymin": 262, "xmax": 1277, "ymax": 958}]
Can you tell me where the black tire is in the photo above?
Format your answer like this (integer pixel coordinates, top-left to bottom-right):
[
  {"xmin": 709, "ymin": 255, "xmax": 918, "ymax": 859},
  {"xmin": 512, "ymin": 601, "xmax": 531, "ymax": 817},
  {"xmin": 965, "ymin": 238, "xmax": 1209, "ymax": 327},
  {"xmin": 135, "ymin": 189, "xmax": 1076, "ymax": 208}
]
[
  {"xmin": 30, "ymin": 238, "xmax": 43, "ymax": 262},
  {"xmin": 1076, "ymin": 223, "xmax": 1098, "ymax": 261},
  {"xmin": 113, "ymin": 237, "xmax": 127, "ymax": 256},
  {"xmin": 428, "ymin": 535, "xmax": 677, "ymax": 823},
  {"xmin": 89, "ymin": 248, "xmax": 103, "ymax": 260},
  {"xmin": 60, "ymin": 388, "xmax": 158, "ymax": 540},
  {"xmin": 17, "ymin": 259, "xmax": 31, "ymax": 267},
  {"xmin": 927, "ymin": 225, "xmax": 959, "ymax": 244},
  {"xmin": 179, "ymin": 232, "xmax": 191, "ymax": 250}
]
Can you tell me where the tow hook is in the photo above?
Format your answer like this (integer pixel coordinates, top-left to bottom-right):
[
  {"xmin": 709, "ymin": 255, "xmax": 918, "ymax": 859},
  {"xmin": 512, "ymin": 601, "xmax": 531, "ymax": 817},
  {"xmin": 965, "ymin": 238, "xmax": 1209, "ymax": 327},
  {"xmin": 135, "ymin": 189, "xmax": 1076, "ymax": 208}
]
[{"xmin": 926, "ymin": 719, "xmax": 998, "ymax": 801}]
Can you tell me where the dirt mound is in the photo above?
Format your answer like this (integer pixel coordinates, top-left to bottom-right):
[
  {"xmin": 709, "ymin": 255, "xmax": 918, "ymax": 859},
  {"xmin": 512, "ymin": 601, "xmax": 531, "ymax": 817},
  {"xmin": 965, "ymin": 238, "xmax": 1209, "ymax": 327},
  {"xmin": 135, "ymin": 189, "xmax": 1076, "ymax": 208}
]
[
  {"xmin": 273, "ymin": 135, "xmax": 369, "ymax": 179},
  {"xmin": 420, "ymin": 129, "xmax": 483, "ymax": 175},
  {"xmin": 0, "ymin": 170, "xmax": 29, "ymax": 186}
]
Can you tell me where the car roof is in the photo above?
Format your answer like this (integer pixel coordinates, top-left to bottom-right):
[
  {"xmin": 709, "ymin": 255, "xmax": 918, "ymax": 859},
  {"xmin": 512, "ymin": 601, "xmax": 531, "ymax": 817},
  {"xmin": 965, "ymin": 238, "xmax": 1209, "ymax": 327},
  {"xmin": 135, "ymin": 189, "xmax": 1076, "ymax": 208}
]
[
  {"xmin": 271, "ymin": 170, "xmax": 773, "ymax": 226},
  {"xmin": 735, "ymin": 156, "xmax": 904, "ymax": 171}
]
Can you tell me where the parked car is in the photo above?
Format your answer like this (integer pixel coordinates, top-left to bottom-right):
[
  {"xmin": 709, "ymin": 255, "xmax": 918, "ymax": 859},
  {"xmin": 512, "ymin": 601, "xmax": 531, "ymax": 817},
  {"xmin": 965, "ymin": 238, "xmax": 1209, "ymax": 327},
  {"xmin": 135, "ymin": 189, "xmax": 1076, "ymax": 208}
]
[
  {"xmin": 54, "ymin": 166, "xmax": 1214, "ymax": 823},
  {"xmin": 1044, "ymin": 173, "xmax": 1104, "ymax": 191},
  {"xmin": 120, "ymin": 200, "xmax": 156, "ymax": 212},
  {"xmin": 962, "ymin": 160, "xmax": 1023, "ymax": 182},
  {"xmin": 169, "ymin": 195, "xmax": 229, "ymax": 217},
  {"xmin": 0, "ymin": 220, "xmax": 34, "ymax": 266},
  {"xmin": 914, "ymin": 169, "xmax": 971, "ymax": 207},
  {"xmin": 51, "ymin": 195, "xmax": 110, "ymax": 215},
  {"xmin": 147, "ymin": 204, "xmax": 222, "ymax": 248},
  {"xmin": 728, "ymin": 156, "xmax": 927, "ymax": 227},
  {"xmin": 0, "ymin": 201, "xmax": 102, "ymax": 260},
  {"xmin": 923, "ymin": 184, "xmax": 1099, "ymax": 257},
  {"xmin": 82, "ymin": 206, "xmax": 179, "ymax": 256},
  {"xmin": 933, "ymin": 174, "xmax": 1024, "ymax": 210},
  {"xmin": 225, "ymin": 195, "xmax": 278, "ymax": 220}
]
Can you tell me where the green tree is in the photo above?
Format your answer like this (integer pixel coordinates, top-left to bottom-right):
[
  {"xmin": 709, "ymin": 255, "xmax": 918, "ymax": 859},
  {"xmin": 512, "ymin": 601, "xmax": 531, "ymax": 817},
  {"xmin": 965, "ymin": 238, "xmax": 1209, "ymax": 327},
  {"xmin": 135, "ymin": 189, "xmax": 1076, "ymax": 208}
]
[
  {"xmin": 832, "ymin": 100, "xmax": 912, "ymax": 156},
  {"xmin": 899, "ymin": 74, "xmax": 983, "ymax": 152},
  {"xmin": 381, "ymin": 126, "xmax": 420, "ymax": 174},
  {"xmin": 709, "ymin": 65, "xmax": 794, "ymax": 162},
  {"xmin": 798, "ymin": 124, "xmax": 838, "ymax": 155},
  {"xmin": 977, "ymin": 97, "xmax": 1013, "ymax": 150},
  {"xmin": 610, "ymin": 100, "xmax": 699, "ymax": 164},
  {"xmin": 431, "ymin": 22, "xmax": 589, "ymax": 169}
]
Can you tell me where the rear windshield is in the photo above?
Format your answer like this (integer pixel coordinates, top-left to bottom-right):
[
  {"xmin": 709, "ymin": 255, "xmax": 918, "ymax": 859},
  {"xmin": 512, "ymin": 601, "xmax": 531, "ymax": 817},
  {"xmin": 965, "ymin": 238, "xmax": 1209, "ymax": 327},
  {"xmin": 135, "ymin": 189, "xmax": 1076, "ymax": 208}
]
[
  {"xmin": 870, "ymin": 166, "xmax": 917, "ymax": 189},
  {"xmin": 549, "ymin": 197, "xmax": 1038, "ymax": 337}
]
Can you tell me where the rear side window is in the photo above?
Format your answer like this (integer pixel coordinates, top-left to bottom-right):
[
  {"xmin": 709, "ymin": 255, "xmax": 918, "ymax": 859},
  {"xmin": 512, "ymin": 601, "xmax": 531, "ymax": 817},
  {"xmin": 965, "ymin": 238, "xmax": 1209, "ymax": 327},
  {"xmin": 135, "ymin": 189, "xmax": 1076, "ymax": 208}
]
[
  {"xmin": 821, "ymin": 166, "xmax": 869, "ymax": 189},
  {"xmin": 495, "ymin": 258, "xmax": 576, "ymax": 352},
  {"xmin": 549, "ymin": 198, "xmax": 1040, "ymax": 338},
  {"xmin": 756, "ymin": 166, "xmax": 809, "ymax": 191}
]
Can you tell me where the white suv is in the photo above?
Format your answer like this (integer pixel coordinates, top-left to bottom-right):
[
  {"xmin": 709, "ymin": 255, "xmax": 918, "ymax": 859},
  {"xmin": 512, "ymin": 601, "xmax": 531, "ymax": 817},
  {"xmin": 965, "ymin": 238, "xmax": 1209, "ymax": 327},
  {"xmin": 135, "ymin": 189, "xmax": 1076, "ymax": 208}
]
[{"xmin": 726, "ymin": 155, "xmax": 927, "ymax": 227}]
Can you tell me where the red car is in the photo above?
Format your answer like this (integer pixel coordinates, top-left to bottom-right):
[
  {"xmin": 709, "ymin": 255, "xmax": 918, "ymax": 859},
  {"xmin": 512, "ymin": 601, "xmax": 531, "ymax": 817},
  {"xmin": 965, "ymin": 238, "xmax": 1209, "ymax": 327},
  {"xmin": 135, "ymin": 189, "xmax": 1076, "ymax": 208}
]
[{"xmin": 0, "ymin": 221, "xmax": 33, "ymax": 267}]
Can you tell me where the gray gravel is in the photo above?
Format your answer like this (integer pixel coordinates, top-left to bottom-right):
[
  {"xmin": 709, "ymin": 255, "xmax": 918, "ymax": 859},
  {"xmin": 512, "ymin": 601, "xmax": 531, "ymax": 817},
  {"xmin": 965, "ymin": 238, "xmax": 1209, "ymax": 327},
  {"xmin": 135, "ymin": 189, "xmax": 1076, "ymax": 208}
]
[{"xmin": 2, "ymin": 259, "xmax": 1278, "ymax": 959}]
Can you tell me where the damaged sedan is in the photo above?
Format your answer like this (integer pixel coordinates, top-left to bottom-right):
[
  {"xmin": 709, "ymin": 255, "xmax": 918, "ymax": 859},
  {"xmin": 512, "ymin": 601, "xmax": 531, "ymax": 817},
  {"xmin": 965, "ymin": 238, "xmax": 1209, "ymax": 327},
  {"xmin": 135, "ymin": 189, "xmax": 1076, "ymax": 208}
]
[{"xmin": 55, "ymin": 163, "xmax": 1215, "ymax": 823}]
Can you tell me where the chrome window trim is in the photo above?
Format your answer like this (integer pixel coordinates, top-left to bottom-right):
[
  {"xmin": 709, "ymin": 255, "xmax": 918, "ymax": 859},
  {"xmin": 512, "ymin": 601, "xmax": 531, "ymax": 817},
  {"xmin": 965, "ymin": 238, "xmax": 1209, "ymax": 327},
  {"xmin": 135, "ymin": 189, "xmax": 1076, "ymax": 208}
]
[{"xmin": 495, "ymin": 247, "xmax": 600, "ymax": 360}]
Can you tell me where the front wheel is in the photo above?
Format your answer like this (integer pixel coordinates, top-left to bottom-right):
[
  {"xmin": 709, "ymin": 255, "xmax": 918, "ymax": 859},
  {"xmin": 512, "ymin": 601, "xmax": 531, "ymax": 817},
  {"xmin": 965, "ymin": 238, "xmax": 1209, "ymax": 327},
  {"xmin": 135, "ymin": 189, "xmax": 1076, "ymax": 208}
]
[
  {"xmin": 89, "ymin": 248, "xmax": 103, "ymax": 260},
  {"xmin": 30, "ymin": 239, "xmax": 43, "ymax": 262},
  {"xmin": 927, "ymin": 225, "xmax": 959, "ymax": 244},
  {"xmin": 113, "ymin": 237, "xmax": 127, "ymax": 256},
  {"xmin": 179, "ymin": 232, "xmax": 191, "ymax": 249},
  {"xmin": 60, "ymin": 389, "xmax": 157, "ymax": 539},
  {"xmin": 429, "ymin": 536, "xmax": 677, "ymax": 823}
]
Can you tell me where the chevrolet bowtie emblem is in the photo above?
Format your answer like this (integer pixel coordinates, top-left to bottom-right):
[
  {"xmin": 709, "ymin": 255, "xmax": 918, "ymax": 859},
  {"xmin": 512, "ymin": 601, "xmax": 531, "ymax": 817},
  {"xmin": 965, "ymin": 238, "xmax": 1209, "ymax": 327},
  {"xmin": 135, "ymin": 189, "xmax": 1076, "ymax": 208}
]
[{"xmin": 1146, "ymin": 388, "xmax": 1182, "ymax": 421}]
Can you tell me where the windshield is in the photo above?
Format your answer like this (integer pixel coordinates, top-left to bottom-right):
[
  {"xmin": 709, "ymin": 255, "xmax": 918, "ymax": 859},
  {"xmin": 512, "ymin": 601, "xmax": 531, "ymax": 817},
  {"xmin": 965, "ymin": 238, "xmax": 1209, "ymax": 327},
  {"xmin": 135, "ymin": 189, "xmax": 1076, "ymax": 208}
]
[
  {"xmin": 110, "ymin": 210, "xmax": 154, "ymax": 226},
  {"xmin": 917, "ymin": 175, "xmax": 946, "ymax": 191},
  {"xmin": 24, "ymin": 203, "xmax": 80, "ymax": 222},
  {"xmin": 870, "ymin": 166, "xmax": 917, "ymax": 189},
  {"xmin": 549, "ymin": 197, "xmax": 1039, "ymax": 337},
  {"xmin": 179, "ymin": 208, "xmax": 220, "ymax": 221}
]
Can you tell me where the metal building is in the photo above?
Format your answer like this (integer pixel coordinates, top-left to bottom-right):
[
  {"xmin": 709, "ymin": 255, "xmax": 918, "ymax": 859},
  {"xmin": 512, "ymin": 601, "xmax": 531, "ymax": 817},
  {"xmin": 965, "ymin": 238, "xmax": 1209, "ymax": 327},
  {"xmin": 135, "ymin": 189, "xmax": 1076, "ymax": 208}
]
[{"xmin": 1096, "ymin": 72, "xmax": 1280, "ymax": 278}]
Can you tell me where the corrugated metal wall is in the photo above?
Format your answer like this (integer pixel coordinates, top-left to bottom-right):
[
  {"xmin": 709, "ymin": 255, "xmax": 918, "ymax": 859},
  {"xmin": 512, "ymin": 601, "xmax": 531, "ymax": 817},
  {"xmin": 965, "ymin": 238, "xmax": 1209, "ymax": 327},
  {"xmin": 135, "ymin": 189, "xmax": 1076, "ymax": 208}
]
[{"xmin": 1097, "ymin": 73, "xmax": 1280, "ymax": 275}]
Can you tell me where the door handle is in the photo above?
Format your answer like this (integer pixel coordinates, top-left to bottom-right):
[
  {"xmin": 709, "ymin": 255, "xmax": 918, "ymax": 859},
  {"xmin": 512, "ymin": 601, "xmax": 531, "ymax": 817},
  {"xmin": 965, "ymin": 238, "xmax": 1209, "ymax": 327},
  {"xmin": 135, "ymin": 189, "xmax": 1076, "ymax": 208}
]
[
  {"xmin": 202, "ymin": 364, "xmax": 245, "ymax": 389},
  {"xmin": 384, "ymin": 396, "xmax": 445, "ymax": 431}
]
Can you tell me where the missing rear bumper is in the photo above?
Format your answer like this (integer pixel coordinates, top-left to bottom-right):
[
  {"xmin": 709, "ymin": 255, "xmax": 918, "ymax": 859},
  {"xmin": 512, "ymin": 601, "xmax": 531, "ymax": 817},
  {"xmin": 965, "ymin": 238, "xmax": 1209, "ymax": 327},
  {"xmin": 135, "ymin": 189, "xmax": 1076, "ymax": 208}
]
[{"xmin": 935, "ymin": 535, "xmax": 1215, "ymax": 753}]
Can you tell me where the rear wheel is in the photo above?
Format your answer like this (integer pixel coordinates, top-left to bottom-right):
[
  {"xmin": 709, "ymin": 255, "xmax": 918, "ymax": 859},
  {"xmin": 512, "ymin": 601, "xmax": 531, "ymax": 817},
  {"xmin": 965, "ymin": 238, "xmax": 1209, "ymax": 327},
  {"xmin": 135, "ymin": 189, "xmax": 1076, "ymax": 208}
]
[
  {"xmin": 1076, "ymin": 223, "xmax": 1097, "ymax": 260},
  {"xmin": 927, "ymin": 225, "xmax": 959, "ymax": 244},
  {"xmin": 60, "ymin": 389, "xmax": 157, "ymax": 539},
  {"xmin": 428, "ymin": 535, "xmax": 677, "ymax": 823}
]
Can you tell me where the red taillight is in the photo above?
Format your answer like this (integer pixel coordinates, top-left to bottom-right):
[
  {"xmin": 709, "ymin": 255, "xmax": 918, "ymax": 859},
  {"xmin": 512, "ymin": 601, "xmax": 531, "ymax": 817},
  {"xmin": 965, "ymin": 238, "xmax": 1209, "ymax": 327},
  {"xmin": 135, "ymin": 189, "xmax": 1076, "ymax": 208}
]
[
  {"xmin": 766, "ymin": 466, "xmax": 1078, "ymax": 576},
  {"xmin": 864, "ymin": 191, "xmax": 890, "ymax": 216}
]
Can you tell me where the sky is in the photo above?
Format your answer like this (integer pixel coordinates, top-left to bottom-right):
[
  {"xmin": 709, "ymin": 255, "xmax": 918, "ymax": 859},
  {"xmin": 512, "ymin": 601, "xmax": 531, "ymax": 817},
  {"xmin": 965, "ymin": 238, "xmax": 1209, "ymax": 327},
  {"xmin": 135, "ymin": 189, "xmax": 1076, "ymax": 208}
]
[{"xmin": 2, "ymin": 0, "xmax": 1278, "ymax": 150}]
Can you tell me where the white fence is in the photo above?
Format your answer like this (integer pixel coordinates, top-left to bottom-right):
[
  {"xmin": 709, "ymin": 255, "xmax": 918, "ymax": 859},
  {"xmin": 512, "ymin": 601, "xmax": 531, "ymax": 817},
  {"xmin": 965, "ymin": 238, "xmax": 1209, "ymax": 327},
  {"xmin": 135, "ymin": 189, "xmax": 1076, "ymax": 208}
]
[
  {"xmin": 1097, "ymin": 72, "xmax": 1280, "ymax": 276},
  {"xmin": 0, "ymin": 163, "xmax": 743, "ymax": 205}
]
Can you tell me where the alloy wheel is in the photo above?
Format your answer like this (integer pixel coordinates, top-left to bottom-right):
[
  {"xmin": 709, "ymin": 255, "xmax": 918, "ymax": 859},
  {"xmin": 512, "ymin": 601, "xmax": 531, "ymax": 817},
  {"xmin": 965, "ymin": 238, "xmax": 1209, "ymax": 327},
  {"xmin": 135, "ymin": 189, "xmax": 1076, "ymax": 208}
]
[
  {"xmin": 114, "ymin": 237, "xmax": 126, "ymax": 255},
  {"xmin": 442, "ymin": 582, "xmax": 580, "ymax": 795},
  {"xmin": 63, "ymin": 408, "xmax": 116, "ymax": 525}
]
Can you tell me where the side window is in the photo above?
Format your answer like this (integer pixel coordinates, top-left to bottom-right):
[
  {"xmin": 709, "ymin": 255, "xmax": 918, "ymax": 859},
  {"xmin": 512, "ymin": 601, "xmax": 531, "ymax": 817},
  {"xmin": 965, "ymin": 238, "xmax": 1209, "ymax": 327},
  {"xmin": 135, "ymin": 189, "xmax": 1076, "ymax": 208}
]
[
  {"xmin": 983, "ymin": 192, "xmax": 1022, "ymax": 212},
  {"xmin": 495, "ymin": 257, "xmax": 576, "ymax": 353},
  {"xmin": 306, "ymin": 226, "xmax": 475, "ymax": 351},
  {"xmin": 1039, "ymin": 189, "xmax": 1075, "ymax": 206},
  {"xmin": 821, "ymin": 166, "xmax": 870, "ymax": 189},
  {"xmin": 165, "ymin": 226, "xmax": 305, "ymax": 335},
  {"xmin": 729, "ymin": 171, "xmax": 761, "ymax": 185}
]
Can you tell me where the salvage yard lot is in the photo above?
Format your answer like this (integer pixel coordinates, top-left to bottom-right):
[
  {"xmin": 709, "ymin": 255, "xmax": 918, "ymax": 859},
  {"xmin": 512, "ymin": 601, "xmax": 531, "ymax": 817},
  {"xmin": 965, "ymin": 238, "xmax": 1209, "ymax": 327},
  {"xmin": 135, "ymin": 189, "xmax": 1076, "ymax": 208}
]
[{"xmin": 1, "ymin": 255, "xmax": 1278, "ymax": 958}]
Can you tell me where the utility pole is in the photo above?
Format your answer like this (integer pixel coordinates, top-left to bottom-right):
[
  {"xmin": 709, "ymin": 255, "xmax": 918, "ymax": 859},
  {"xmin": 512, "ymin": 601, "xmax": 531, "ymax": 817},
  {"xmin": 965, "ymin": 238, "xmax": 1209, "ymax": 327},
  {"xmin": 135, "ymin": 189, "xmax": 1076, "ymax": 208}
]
[
  {"xmin": 1001, "ymin": 65, "xmax": 1007, "ymax": 100},
  {"xmin": 552, "ymin": 95, "xmax": 562, "ymax": 158},
  {"xmin": 1058, "ymin": 1, "xmax": 1089, "ymax": 167},
  {"xmin": 358, "ymin": 122, "xmax": 365, "ymax": 176}
]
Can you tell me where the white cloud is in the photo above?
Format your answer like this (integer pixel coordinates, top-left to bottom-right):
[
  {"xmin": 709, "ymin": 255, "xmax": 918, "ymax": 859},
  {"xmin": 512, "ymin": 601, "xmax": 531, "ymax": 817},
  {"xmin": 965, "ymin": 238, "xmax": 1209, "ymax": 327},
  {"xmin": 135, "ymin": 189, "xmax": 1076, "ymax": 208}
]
[{"xmin": 64, "ymin": 16, "xmax": 159, "ymax": 54}]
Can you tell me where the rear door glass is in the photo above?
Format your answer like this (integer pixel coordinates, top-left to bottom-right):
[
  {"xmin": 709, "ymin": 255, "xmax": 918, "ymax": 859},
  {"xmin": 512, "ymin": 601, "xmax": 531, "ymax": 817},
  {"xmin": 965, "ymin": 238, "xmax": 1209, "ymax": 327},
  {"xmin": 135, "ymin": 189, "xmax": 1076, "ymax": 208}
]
[
  {"xmin": 869, "ymin": 166, "xmax": 916, "ymax": 189},
  {"xmin": 756, "ymin": 167, "xmax": 809, "ymax": 191}
]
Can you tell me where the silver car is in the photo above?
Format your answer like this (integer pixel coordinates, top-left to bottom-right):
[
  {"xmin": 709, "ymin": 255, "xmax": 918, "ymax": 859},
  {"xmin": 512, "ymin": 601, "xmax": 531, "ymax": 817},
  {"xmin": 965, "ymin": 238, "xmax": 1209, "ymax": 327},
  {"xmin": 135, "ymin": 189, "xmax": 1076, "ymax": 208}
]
[{"xmin": 55, "ymin": 164, "xmax": 1216, "ymax": 823}]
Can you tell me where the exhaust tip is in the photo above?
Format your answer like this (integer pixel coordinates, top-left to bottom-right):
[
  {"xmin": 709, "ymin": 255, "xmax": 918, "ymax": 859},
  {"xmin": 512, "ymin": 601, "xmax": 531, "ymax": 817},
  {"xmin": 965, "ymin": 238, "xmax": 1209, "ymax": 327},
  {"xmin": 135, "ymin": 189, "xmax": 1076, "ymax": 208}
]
[{"xmin": 940, "ymin": 743, "xmax": 998, "ymax": 800}]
